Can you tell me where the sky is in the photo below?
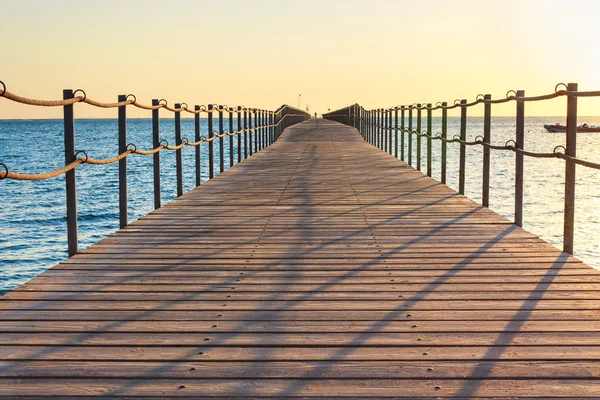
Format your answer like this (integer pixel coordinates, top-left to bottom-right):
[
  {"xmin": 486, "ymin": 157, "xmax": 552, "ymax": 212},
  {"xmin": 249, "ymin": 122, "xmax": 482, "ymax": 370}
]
[{"xmin": 1, "ymin": 0, "xmax": 599, "ymax": 118}]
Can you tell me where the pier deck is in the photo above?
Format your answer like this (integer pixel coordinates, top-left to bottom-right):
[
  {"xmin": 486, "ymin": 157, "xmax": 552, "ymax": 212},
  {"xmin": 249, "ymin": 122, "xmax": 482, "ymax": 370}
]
[{"xmin": 1, "ymin": 119, "xmax": 599, "ymax": 398}]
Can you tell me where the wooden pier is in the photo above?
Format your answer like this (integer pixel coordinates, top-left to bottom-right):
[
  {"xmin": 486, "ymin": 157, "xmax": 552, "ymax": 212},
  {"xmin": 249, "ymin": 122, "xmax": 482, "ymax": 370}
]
[{"xmin": 1, "ymin": 119, "xmax": 600, "ymax": 398}]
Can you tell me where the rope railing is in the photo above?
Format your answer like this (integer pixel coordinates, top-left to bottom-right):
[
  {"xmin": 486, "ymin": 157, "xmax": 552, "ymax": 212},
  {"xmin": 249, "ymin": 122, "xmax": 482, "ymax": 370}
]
[
  {"xmin": 0, "ymin": 81, "xmax": 311, "ymax": 257},
  {"xmin": 0, "ymin": 113, "xmax": 309, "ymax": 182},
  {"xmin": 0, "ymin": 83, "xmax": 280, "ymax": 115},
  {"xmin": 323, "ymin": 82, "xmax": 598, "ymax": 255}
]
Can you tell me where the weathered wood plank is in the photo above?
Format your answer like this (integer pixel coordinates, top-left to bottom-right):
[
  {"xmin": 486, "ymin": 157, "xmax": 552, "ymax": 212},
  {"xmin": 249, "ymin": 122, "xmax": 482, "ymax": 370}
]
[{"xmin": 2, "ymin": 119, "xmax": 599, "ymax": 398}]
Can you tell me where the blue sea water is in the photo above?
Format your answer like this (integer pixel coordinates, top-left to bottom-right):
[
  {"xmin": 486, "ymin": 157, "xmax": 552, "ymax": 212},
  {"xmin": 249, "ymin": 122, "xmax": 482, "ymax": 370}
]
[{"xmin": 0, "ymin": 116, "xmax": 599, "ymax": 294}]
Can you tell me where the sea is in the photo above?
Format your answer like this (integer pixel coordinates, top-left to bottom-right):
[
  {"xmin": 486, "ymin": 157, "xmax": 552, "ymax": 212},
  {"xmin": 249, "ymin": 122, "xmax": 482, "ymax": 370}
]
[{"xmin": 0, "ymin": 116, "xmax": 599, "ymax": 294}]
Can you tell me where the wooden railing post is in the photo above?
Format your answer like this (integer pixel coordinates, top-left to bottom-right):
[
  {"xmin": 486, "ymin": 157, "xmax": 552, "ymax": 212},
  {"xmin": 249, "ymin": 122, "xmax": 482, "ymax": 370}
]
[
  {"xmin": 260, "ymin": 109, "xmax": 264, "ymax": 150},
  {"xmin": 400, "ymin": 106, "xmax": 405, "ymax": 161},
  {"xmin": 194, "ymin": 105, "xmax": 201, "ymax": 186},
  {"xmin": 416, "ymin": 104, "xmax": 422, "ymax": 170},
  {"xmin": 262, "ymin": 110, "xmax": 269, "ymax": 149},
  {"xmin": 118, "ymin": 94, "xmax": 127, "ymax": 228},
  {"xmin": 259, "ymin": 110, "xmax": 263, "ymax": 149},
  {"xmin": 408, "ymin": 106, "xmax": 413, "ymax": 166},
  {"xmin": 208, "ymin": 104, "xmax": 214, "ymax": 179},
  {"xmin": 174, "ymin": 103, "xmax": 183, "ymax": 197},
  {"xmin": 152, "ymin": 99, "xmax": 161, "ymax": 208},
  {"xmin": 563, "ymin": 82, "xmax": 578, "ymax": 254},
  {"xmin": 372, "ymin": 110, "xmax": 375, "ymax": 146},
  {"xmin": 254, "ymin": 109, "xmax": 258, "ymax": 153},
  {"xmin": 381, "ymin": 109, "xmax": 385, "ymax": 152},
  {"xmin": 376, "ymin": 109, "xmax": 380, "ymax": 149},
  {"xmin": 515, "ymin": 90, "xmax": 525, "ymax": 226},
  {"xmin": 459, "ymin": 99, "xmax": 467, "ymax": 194},
  {"xmin": 441, "ymin": 102, "xmax": 448, "ymax": 184},
  {"xmin": 482, "ymin": 94, "xmax": 491, "ymax": 207},
  {"xmin": 366, "ymin": 110, "xmax": 369, "ymax": 143},
  {"xmin": 243, "ymin": 108, "xmax": 248, "ymax": 159},
  {"xmin": 383, "ymin": 110, "xmax": 386, "ymax": 151},
  {"xmin": 394, "ymin": 107, "xmax": 399, "ymax": 158},
  {"xmin": 388, "ymin": 109, "xmax": 392, "ymax": 155},
  {"xmin": 385, "ymin": 109, "xmax": 390, "ymax": 154},
  {"xmin": 63, "ymin": 89, "xmax": 78, "ymax": 257},
  {"xmin": 218, "ymin": 105, "xmax": 224, "ymax": 173},
  {"xmin": 229, "ymin": 107, "xmax": 234, "ymax": 167},
  {"xmin": 269, "ymin": 112, "xmax": 273, "ymax": 144},
  {"xmin": 426, "ymin": 103, "xmax": 432, "ymax": 177},
  {"xmin": 237, "ymin": 106, "xmax": 242, "ymax": 163},
  {"xmin": 380, "ymin": 109, "xmax": 383, "ymax": 150}
]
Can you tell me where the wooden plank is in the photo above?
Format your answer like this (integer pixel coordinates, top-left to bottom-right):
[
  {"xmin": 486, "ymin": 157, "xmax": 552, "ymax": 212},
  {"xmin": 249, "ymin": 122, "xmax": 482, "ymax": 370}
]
[{"xmin": 1, "ymin": 119, "xmax": 599, "ymax": 398}]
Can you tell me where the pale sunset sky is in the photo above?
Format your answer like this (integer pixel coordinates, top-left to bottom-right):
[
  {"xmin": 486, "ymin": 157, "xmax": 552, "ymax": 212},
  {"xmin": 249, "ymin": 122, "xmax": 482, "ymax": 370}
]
[{"xmin": 1, "ymin": 0, "xmax": 599, "ymax": 118}]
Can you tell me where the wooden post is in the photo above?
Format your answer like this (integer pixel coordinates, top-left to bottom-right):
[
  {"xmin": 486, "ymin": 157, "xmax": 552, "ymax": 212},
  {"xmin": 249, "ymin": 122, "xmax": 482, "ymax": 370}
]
[
  {"xmin": 208, "ymin": 104, "xmax": 214, "ymax": 179},
  {"xmin": 152, "ymin": 99, "xmax": 161, "ymax": 208},
  {"xmin": 380, "ymin": 109, "xmax": 384, "ymax": 150},
  {"xmin": 385, "ymin": 109, "xmax": 390, "ymax": 153},
  {"xmin": 400, "ymin": 107, "xmax": 405, "ymax": 161},
  {"xmin": 263, "ymin": 110, "xmax": 267, "ymax": 148},
  {"xmin": 194, "ymin": 106, "xmax": 201, "ymax": 186},
  {"xmin": 219, "ymin": 105, "xmax": 224, "ymax": 173},
  {"xmin": 408, "ymin": 107, "xmax": 413, "ymax": 166},
  {"xmin": 270, "ymin": 112, "xmax": 274, "ymax": 144},
  {"xmin": 426, "ymin": 104, "xmax": 432, "ymax": 177},
  {"xmin": 174, "ymin": 103, "xmax": 183, "ymax": 197},
  {"xmin": 237, "ymin": 106, "xmax": 242, "ymax": 163},
  {"xmin": 416, "ymin": 105, "xmax": 422, "ymax": 171},
  {"xmin": 118, "ymin": 94, "xmax": 127, "ymax": 229},
  {"xmin": 244, "ymin": 108, "xmax": 248, "ymax": 159},
  {"xmin": 388, "ymin": 109, "xmax": 392, "ymax": 155},
  {"xmin": 229, "ymin": 108, "xmax": 234, "ymax": 167},
  {"xmin": 394, "ymin": 107, "xmax": 399, "ymax": 158},
  {"xmin": 515, "ymin": 90, "xmax": 525, "ymax": 226},
  {"xmin": 63, "ymin": 89, "xmax": 78, "ymax": 257},
  {"xmin": 367, "ymin": 111, "xmax": 371, "ymax": 144},
  {"xmin": 441, "ymin": 102, "xmax": 448, "ymax": 184},
  {"xmin": 254, "ymin": 109, "xmax": 258, "ymax": 153},
  {"xmin": 482, "ymin": 94, "xmax": 492, "ymax": 207},
  {"xmin": 563, "ymin": 82, "xmax": 578, "ymax": 254},
  {"xmin": 459, "ymin": 100, "xmax": 467, "ymax": 194}
]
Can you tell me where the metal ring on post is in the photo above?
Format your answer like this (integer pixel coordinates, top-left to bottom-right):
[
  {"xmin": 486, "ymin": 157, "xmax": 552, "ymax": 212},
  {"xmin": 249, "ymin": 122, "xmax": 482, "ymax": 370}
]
[
  {"xmin": 453, "ymin": 134, "xmax": 461, "ymax": 141},
  {"xmin": 435, "ymin": 102, "xmax": 443, "ymax": 108},
  {"xmin": 474, "ymin": 135, "xmax": 484, "ymax": 142},
  {"xmin": 553, "ymin": 145, "xmax": 566, "ymax": 154},
  {"xmin": 126, "ymin": 143, "xmax": 137, "ymax": 152},
  {"xmin": 476, "ymin": 94, "xmax": 485, "ymax": 101},
  {"xmin": 0, "ymin": 81, "xmax": 6, "ymax": 97},
  {"xmin": 454, "ymin": 99, "xmax": 461, "ymax": 106},
  {"xmin": 158, "ymin": 99, "xmax": 167, "ymax": 107},
  {"xmin": 435, "ymin": 133, "xmax": 442, "ymax": 138},
  {"xmin": 0, "ymin": 163, "xmax": 8, "ymax": 180},
  {"xmin": 73, "ymin": 89, "xmax": 87, "ymax": 102},
  {"xmin": 506, "ymin": 90, "xmax": 517, "ymax": 98},
  {"xmin": 505, "ymin": 139, "xmax": 516, "ymax": 147},
  {"xmin": 159, "ymin": 139, "xmax": 168, "ymax": 147},
  {"xmin": 200, "ymin": 135, "xmax": 207, "ymax": 141},
  {"xmin": 555, "ymin": 83, "xmax": 568, "ymax": 93},
  {"xmin": 180, "ymin": 102, "xmax": 188, "ymax": 110},
  {"xmin": 181, "ymin": 137, "xmax": 189, "ymax": 144},
  {"xmin": 126, "ymin": 94, "xmax": 137, "ymax": 104},
  {"xmin": 75, "ymin": 150, "xmax": 88, "ymax": 163}
]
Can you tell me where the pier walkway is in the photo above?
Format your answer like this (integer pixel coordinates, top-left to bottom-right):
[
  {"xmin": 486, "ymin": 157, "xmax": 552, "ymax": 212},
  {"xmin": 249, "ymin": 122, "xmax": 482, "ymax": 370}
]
[{"xmin": 1, "ymin": 119, "xmax": 600, "ymax": 398}]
